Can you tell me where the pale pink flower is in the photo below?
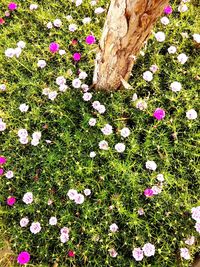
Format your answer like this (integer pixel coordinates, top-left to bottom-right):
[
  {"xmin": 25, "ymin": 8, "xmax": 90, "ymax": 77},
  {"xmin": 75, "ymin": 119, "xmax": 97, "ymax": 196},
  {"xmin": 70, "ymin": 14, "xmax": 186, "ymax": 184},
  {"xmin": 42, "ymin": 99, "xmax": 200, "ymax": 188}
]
[
  {"xmin": 19, "ymin": 137, "xmax": 29, "ymax": 144},
  {"xmin": 132, "ymin": 248, "xmax": 144, "ymax": 261},
  {"xmin": 155, "ymin": 31, "xmax": 165, "ymax": 42},
  {"xmin": 146, "ymin": 160, "xmax": 157, "ymax": 171},
  {"xmin": 143, "ymin": 71, "xmax": 153, "ymax": 81},
  {"xmin": 191, "ymin": 207, "xmax": 200, "ymax": 222},
  {"xmin": 99, "ymin": 140, "xmax": 109, "ymax": 150},
  {"xmin": 108, "ymin": 248, "xmax": 118, "ymax": 258},
  {"xmin": 101, "ymin": 124, "xmax": 113, "ymax": 135},
  {"xmin": 18, "ymin": 129, "xmax": 28, "ymax": 138},
  {"xmin": 60, "ymin": 233, "xmax": 69, "ymax": 243},
  {"xmin": 30, "ymin": 222, "xmax": 41, "ymax": 234},
  {"xmin": 89, "ymin": 151, "xmax": 96, "ymax": 158},
  {"xmin": 92, "ymin": 101, "xmax": 101, "ymax": 110},
  {"xmin": 5, "ymin": 170, "xmax": 14, "ymax": 179},
  {"xmin": 56, "ymin": 76, "xmax": 66, "ymax": 86},
  {"xmin": 195, "ymin": 222, "xmax": 200, "ymax": 233},
  {"xmin": 20, "ymin": 217, "xmax": 29, "ymax": 227},
  {"xmin": 180, "ymin": 248, "xmax": 190, "ymax": 260},
  {"xmin": 97, "ymin": 104, "xmax": 106, "ymax": 114},
  {"xmin": 109, "ymin": 223, "xmax": 118, "ymax": 233},
  {"xmin": 60, "ymin": 227, "xmax": 70, "ymax": 235},
  {"xmin": 185, "ymin": 236, "xmax": 195, "ymax": 246},
  {"xmin": 142, "ymin": 243, "xmax": 155, "ymax": 257},
  {"xmin": 0, "ymin": 119, "xmax": 6, "ymax": 131},
  {"xmin": 89, "ymin": 118, "xmax": 96, "ymax": 126},
  {"xmin": 74, "ymin": 193, "xmax": 85, "ymax": 204},
  {"xmin": 49, "ymin": 216, "xmax": 57, "ymax": 225},
  {"xmin": 23, "ymin": 192, "xmax": 33, "ymax": 204},
  {"xmin": 67, "ymin": 189, "xmax": 78, "ymax": 200},
  {"xmin": 84, "ymin": 189, "xmax": 91, "ymax": 196},
  {"xmin": 83, "ymin": 92, "xmax": 92, "ymax": 101},
  {"xmin": 115, "ymin": 143, "xmax": 126, "ymax": 153},
  {"xmin": 120, "ymin": 127, "xmax": 130, "ymax": 138},
  {"xmin": 152, "ymin": 185, "xmax": 162, "ymax": 195},
  {"xmin": 157, "ymin": 174, "xmax": 164, "ymax": 182},
  {"xmin": 48, "ymin": 91, "xmax": 58, "ymax": 101}
]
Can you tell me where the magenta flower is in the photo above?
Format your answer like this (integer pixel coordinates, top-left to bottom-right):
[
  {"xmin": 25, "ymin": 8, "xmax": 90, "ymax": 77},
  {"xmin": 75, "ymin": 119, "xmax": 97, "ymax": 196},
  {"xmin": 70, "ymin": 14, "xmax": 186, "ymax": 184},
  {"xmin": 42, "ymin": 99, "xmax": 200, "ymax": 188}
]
[
  {"xmin": 0, "ymin": 168, "xmax": 4, "ymax": 175},
  {"xmin": 153, "ymin": 108, "xmax": 165, "ymax": 120},
  {"xmin": 85, "ymin": 35, "xmax": 96, "ymax": 45},
  {"xmin": 49, "ymin": 42, "xmax": 59, "ymax": 53},
  {"xmin": 17, "ymin": 251, "xmax": 30, "ymax": 265},
  {"xmin": 144, "ymin": 188, "xmax": 154, "ymax": 197},
  {"xmin": 7, "ymin": 196, "xmax": 16, "ymax": 206},
  {"xmin": 164, "ymin": 5, "xmax": 172, "ymax": 15},
  {"xmin": 73, "ymin": 52, "xmax": 81, "ymax": 61},
  {"xmin": 0, "ymin": 156, "xmax": 6, "ymax": 165},
  {"xmin": 8, "ymin": 2, "xmax": 17, "ymax": 11}
]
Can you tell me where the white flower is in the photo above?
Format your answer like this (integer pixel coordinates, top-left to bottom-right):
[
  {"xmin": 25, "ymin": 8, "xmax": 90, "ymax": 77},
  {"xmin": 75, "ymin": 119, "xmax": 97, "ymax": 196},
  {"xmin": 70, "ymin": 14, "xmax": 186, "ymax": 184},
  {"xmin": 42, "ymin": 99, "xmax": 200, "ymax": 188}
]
[
  {"xmin": 152, "ymin": 186, "xmax": 162, "ymax": 195},
  {"xmin": 48, "ymin": 91, "xmax": 58, "ymax": 101},
  {"xmin": 108, "ymin": 248, "xmax": 118, "ymax": 258},
  {"xmin": 59, "ymin": 49, "xmax": 66, "ymax": 55},
  {"xmin": 30, "ymin": 4, "xmax": 38, "ymax": 10},
  {"xmin": 60, "ymin": 227, "xmax": 70, "ymax": 235},
  {"xmin": 109, "ymin": 223, "xmax": 118, "ymax": 232},
  {"xmin": 82, "ymin": 17, "xmax": 91, "ymax": 24},
  {"xmin": 0, "ymin": 84, "xmax": 6, "ymax": 91},
  {"xmin": 49, "ymin": 216, "xmax": 57, "ymax": 225},
  {"xmin": 67, "ymin": 189, "xmax": 78, "ymax": 200},
  {"xmin": 89, "ymin": 118, "xmax": 96, "ymax": 126},
  {"xmin": 120, "ymin": 127, "xmax": 130, "ymax": 138},
  {"xmin": 90, "ymin": 0, "xmax": 97, "ymax": 6},
  {"xmin": 168, "ymin": 46, "xmax": 177, "ymax": 54},
  {"xmin": 19, "ymin": 137, "xmax": 29, "ymax": 144},
  {"xmin": 20, "ymin": 217, "xmax": 29, "ymax": 227},
  {"xmin": 180, "ymin": 248, "xmax": 190, "ymax": 260},
  {"xmin": 30, "ymin": 222, "xmax": 41, "ymax": 234},
  {"xmin": 74, "ymin": 193, "xmax": 85, "ymax": 204},
  {"xmin": 132, "ymin": 248, "xmax": 144, "ymax": 261},
  {"xmin": 59, "ymin": 84, "xmax": 68, "ymax": 92},
  {"xmin": 157, "ymin": 174, "xmax": 164, "ymax": 182},
  {"xmin": 72, "ymin": 78, "xmax": 81, "ymax": 88},
  {"xmin": 178, "ymin": 4, "xmax": 188, "ymax": 12},
  {"xmin": 181, "ymin": 32, "xmax": 189, "ymax": 39},
  {"xmin": 69, "ymin": 24, "xmax": 77, "ymax": 32},
  {"xmin": 5, "ymin": 48, "xmax": 15, "ymax": 58},
  {"xmin": 76, "ymin": 0, "xmax": 82, "ymax": 6},
  {"xmin": 19, "ymin": 103, "xmax": 29, "ymax": 112},
  {"xmin": 0, "ymin": 119, "xmax": 6, "ymax": 131},
  {"xmin": 99, "ymin": 140, "xmax": 109, "ymax": 150},
  {"xmin": 132, "ymin": 93, "xmax": 138, "ymax": 101},
  {"xmin": 83, "ymin": 92, "xmax": 92, "ymax": 101},
  {"xmin": 136, "ymin": 100, "xmax": 147, "ymax": 110},
  {"xmin": 185, "ymin": 236, "xmax": 195, "ymax": 246},
  {"xmin": 193, "ymin": 33, "xmax": 200, "ymax": 43},
  {"xmin": 142, "ymin": 243, "xmax": 155, "ymax": 257},
  {"xmin": 66, "ymin": 15, "xmax": 73, "ymax": 21},
  {"xmin": 81, "ymin": 84, "xmax": 89, "ymax": 92},
  {"xmin": 89, "ymin": 151, "xmax": 96, "ymax": 158},
  {"xmin": 14, "ymin": 47, "xmax": 22, "ymax": 58},
  {"xmin": 31, "ymin": 139, "xmax": 40, "ymax": 146},
  {"xmin": 97, "ymin": 105, "xmax": 106, "ymax": 114},
  {"xmin": 101, "ymin": 124, "xmax": 113, "ymax": 135},
  {"xmin": 42, "ymin": 88, "xmax": 51, "ymax": 95},
  {"xmin": 92, "ymin": 101, "xmax": 101, "ymax": 110},
  {"xmin": 60, "ymin": 233, "xmax": 69, "ymax": 243},
  {"xmin": 37, "ymin": 59, "xmax": 46, "ymax": 68},
  {"xmin": 53, "ymin": 19, "xmax": 62, "ymax": 27},
  {"xmin": 17, "ymin": 41, "xmax": 26, "ymax": 49},
  {"xmin": 56, "ymin": 76, "xmax": 66, "ymax": 86},
  {"xmin": 23, "ymin": 192, "xmax": 33, "ymax": 204},
  {"xmin": 170, "ymin": 82, "xmax": 182, "ymax": 92},
  {"xmin": 18, "ymin": 129, "xmax": 28, "ymax": 138},
  {"xmin": 186, "ymin": 109, "xmax": 197, "ymax": 120},
  {"xmin": 177, "ymin": 53, "xmax": 188, "ymax": 64},
  {"xmin": 150, "ymin": 64, "xmax": 159, "ymax": 73},
  {"xmin": 84, "ymin": 189, "xmax": 91, "ymax": 196},
  {"xmin": 115, "ymin": 143, "xmax": 126, "ymax": 153},
  {"xmin": 160, "ymin": 16, "xmax": 170, "ymax": 25},
  {"xmin": 5, "ymin": 170, "xmax": 14, "ymax": 179},
  {"xmin": 94, "ymin": 7, "xmax": 104, "ymax": 14},
  {"xmin": 155, "ymin": 31, "xmax": 165, "ymax": 42},
  {"xmin": 79, "ymin": 71, "xmax": 88, "ymax": 80},
  {"xmin": 146, "ymin": 160, "xmax": 157, "ymax": 171},
  {"xmin": 46, "ymin": 22, "xmax": 53, "ymax": 29},
  {"xmin": 143, "ymin": 71, "xmax": 153, "ymax": 82},
  {"xmin": 32, "ymin": 131, "xmax": 41, "ymax": 140}
]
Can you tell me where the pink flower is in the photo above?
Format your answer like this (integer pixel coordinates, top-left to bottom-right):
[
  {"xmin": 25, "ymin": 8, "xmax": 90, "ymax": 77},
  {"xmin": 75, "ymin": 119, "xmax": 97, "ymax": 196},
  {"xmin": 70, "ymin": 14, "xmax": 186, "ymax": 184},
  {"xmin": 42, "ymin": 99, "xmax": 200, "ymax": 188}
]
[
  {"xmin": 0, "ymin": 18, "xmax": 5, "ymax": 25},
  {"xmin": 0, "ymin": 156, "xmax": 6, "ymax": 165},
  {"xmin": 8, "ymin": 2, "xmax": 17, "ymax": 11},
  {"xmin": 144, "ymin": 188, "xmax": 154, "ymax": 197},
  {"xmin": 68, "ymin": 250, "xmax": 75, "ymax": 257},
  {"xmin": 0, "ymin": 168, "xmax": 4, "ymax": 175},
  {"xmin": 73, "ymin": 52, "xmax": 81, "ymax": 61},
  {"xmin": 142, "ymin": 243, "xmax": 155, "ymax": 257},
  {"xmin": 17, "ymin": 251, "xmax": 30, "ymax": 265},
  {"xmin": 153, "ymin": 108, "xmax": 165, "ymax": 120},
  {"xmin": 7, "ymin": 196, "xmax": 16, "ymax": 206},
  {"xmin": 164, "ymin": 5, "xmax": 172, "ymax": 15},
  {"xmin": 85, "ymin": 35, "xmax": 96, "ymax": 45},
  {"xmin": 49, "ymin": 42, "xmax": 59, "ymax": 53}
]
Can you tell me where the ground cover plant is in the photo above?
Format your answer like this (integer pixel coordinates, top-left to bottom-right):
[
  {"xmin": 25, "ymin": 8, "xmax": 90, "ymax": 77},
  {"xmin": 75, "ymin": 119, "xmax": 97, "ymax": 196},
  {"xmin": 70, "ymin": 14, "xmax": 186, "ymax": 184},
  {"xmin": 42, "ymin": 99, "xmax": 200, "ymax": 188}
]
[{"xmin": 0, "ymin": 0, "xmax": 200, "ymax": 266}]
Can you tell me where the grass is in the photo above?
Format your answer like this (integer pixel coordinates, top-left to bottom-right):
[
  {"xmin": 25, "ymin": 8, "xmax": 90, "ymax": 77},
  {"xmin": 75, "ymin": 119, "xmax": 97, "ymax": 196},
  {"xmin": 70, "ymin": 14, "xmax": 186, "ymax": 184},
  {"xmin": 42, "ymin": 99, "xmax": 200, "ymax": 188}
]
[{"xmin": 0, "ymin": 0, "xmax": 200, "ymax": 266}]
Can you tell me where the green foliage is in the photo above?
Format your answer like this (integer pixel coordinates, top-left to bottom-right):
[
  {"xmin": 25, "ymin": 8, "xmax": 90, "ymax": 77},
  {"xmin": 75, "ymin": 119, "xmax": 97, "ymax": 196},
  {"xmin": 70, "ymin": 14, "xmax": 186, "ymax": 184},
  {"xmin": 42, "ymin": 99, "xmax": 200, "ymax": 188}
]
[{"xmin": 0, "ymin": 0, "xmax": 199, "ymax": 266}]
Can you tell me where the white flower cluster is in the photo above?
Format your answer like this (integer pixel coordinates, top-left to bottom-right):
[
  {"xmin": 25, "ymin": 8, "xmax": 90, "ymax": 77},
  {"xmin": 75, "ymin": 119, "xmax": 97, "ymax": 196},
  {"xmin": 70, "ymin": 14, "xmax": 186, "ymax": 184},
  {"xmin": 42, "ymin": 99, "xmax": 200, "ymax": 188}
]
[
  {"xmin": 5, "ymin": 41, "xmax": 26, "ymax": 58},
  {"xmin": 67, "ymin": 189, "xmax": 86, "ymax": 204}
]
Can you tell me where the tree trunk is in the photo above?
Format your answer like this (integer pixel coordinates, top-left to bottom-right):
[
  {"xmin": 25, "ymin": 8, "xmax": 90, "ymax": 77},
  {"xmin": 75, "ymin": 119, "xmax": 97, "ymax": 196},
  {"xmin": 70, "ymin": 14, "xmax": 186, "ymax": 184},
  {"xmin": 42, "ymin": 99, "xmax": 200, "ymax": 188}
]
[{"xmin": 93, "ymin": 0, "xmax": 169, "ymax": 91}]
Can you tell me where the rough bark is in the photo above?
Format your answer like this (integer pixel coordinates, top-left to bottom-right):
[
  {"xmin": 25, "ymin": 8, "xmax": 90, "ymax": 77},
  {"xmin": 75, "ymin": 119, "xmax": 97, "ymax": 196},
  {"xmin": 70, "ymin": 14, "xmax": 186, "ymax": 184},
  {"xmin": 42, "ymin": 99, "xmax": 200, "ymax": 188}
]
[{"xmin": 93, "ymin": 0, "xmax": 169, "ymax": 91}]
